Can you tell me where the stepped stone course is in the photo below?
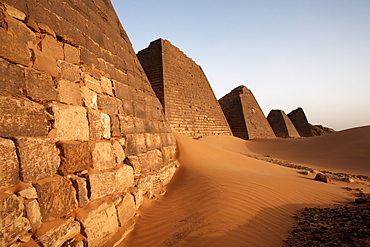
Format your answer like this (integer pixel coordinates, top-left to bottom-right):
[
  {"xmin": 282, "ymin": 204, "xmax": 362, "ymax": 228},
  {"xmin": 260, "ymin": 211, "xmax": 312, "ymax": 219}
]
[
  {"xmin": 0, "ymin": 0, "xmax": 178, "ymax": 245},
  {"xmin": 219, "ymin": 86, "xmax": 276, "ymax": 140},
  {"xmin": 138, "ymin": 38, "xmax": 232, "ymax": 139},
  {"xmin": 267, "ymin": 109, "xmax": 300, "ymax": 138}
]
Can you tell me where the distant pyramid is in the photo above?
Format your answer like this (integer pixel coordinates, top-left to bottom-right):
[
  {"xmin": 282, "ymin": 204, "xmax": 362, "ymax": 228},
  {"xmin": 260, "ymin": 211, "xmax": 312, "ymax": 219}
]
[
  {"xmin": 267, "ymin": 110, "xmax": 300, "ymax": 138},
  {"xmin": 287, "ymin": 107, "xmax": 313, "ymax": 137},
  {"xmin": 219, "ymin": 86, "xmax": 276, "ymax": 140}
]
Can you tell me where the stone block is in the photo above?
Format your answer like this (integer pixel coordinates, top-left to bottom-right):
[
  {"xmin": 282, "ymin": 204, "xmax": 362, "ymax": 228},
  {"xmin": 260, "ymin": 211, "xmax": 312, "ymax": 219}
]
[
  {"xmin": 147, "ymin": 149, "xmax": 163, "ymax": 171},
  {"xmin": 0, "ymin": 138, "xmax": 19, "ymax": 189},
  {"xmin": 48, "ymin": 103, "xmax": 89, "ymax": 141},
  {"xmin": 122, "ymin": 99, "xmax": 134, "ymax": 116},
  {"xmin": 100, "ymin": 77, "xmax": 113, "ymax": 96},
  {"xmin": 57, "ymin": 141, "xmax": 91, "ymax": 173},
  {"xmin": 75, "ymin": 201, "xmax": 118, "ymax": 247},
  {"xmin": 33, "ymin": 50, "xmax": 58, "ymax": 77},
  {"xmin": 0, "ymin": 194, "xmax": 31, "ymax": 245},
  {"xmin": 97, "ymin": 94, "xmax": 120, "ymax": 114},
  {"xmin": 81, "ymin": 86, "xmax": 98, "ymax": 109},
  {"xmin": 130, "ymin": 188, "xmax": 144, "ymax": 209},
  {"xmin": 57, "ymin": 79, "xmax": 82, "ymax": 106},
  {"xmin": 0, "ymin": 96, "xmax": 50, "ymax": 137},
  {"xmin": 18, "ymin": 186, "xmax": 37, "ymax": 199},
  {"xmin": 40, "ymin": 34, "xmax": 64, "ymax": 60},
  {"xmin": 71, "ymin": 176, "xmax": 89, "ymax": 207},
  {"xmin": 133, "ymin": 102, "xmax": 146, "ymax": 118},
  {"xmin": 157, "ymin": 161, "xmax": 178, "ymax": 187},
  {"xmin": 25, "ymin": 68, "xmax": 58, "ymax": 101},
  {"xmin": 113, "ymin": 81, "xmax": 132, "ymax": 102},
  {"xmin": 119, "ymin": 115, "xmax": 135, "ymax": 135},
  {"xmin": 112, "ymin": 140, "xmax": 125, "ymax": 164},
  {"xmin": 136, "ymin": 175, "xmax": 154, "ymax": 198},
  {"xmin": 25, "ymin": 199, "xmax": 42, "ymax": 231},
  {"xmin": 15, "ymin": 137, "xmax": 60, "ymax": 183},
  {"xmin": 0, "ymin": 58, "xmax": 25, "ymax": 97},
  {"xmin": 34, "ymin": 217, "xmax": 80, "ymax": 247},
  {"xmin": 0, "ymin": 20, "xmax": 31, "ymax": 66},
  {"xmin": 125, "ymin": 134, "xmax": 146, "ymax": 155},
  {"xmin": 64, "ymin": 44, "xmax": 80, "ymax": 64},
  {"xmin": 4, "ymin": 3, "xmax": 26, "ymax": 21},
  {"xmin": 90, "ymin": 141, "xmax": 115, "ymax": 171},
  {"xmin": 134, "ymin": 117, "xmax": 145, "ymax": 133},
  {"xmin": 152, "ymin": 133, "xmax": 163, "ymax": 149},
  {"xmin": 116, "ymin": 194, "xmax": 136, "ymax": 226},
  {"xmin": 58, "ymin": 60, "xmax": 81, "ymax": 82},
  {"xmin": 89, "ymin": 166, "xmax": 134, "ymax": 200},
  {"xmin": 101, "ymin": 113, "xmax": 111, "ymax": 139},
  {"xmin": 110, "ymin": 114, "xmax": 120, "ymax": 137},
  {"xmin": 126, "ymin": 155, "xmax": 143, "ymax": 176},
  {"xmin": 87, "ymin": 108, "xmax": 103, "ymax": 140},
  {"xmin": 34, "ymin": 176, "xmax": 78, "ymax": 222},
  {"xmin": 82, "ymin": 72, "xmax": 102, "ymax": 93}
]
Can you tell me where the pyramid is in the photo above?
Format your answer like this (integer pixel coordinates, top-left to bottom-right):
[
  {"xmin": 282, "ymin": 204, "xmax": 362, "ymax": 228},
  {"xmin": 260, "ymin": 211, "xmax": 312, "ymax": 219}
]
[
  {"xmin": 138, "ymin": 39, "xmax": 232, "ymax": 139},
  {"xmin": 267, "ymin": 110, "xmax": 300, "ymax": 138},
  {"xmin": 287, "ymin": 107, "xmax": 314, "ymax": 137},
  {"xmin": 219, "ymin": 86, "xmax": 276, "ymax": 140}
]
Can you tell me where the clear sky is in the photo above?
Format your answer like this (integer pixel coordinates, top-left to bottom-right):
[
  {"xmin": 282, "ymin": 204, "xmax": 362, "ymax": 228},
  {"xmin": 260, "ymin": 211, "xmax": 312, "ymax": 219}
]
[{"xmin": 111, "ymin": 0, "xmax": 370, "ymax": 131}]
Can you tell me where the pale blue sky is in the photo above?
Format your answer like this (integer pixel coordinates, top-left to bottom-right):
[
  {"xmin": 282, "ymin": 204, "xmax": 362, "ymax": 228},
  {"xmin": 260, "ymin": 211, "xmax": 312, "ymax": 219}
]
[{"xmin": 111, "ymin": 0, "xmax": 370, "ymax": 130}]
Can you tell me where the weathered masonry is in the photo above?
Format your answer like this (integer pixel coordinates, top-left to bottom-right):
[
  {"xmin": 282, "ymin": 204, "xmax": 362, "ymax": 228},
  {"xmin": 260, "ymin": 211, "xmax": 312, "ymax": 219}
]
[
  {"xmin": 0, "ymin": 0, "xmax": 178, "ymax": 246},
  {"xmin": 137, "ymin": 38, "xmax": 232, "ymax": 139},
  {"xmin": 267, "ymin": 109, "xmax": 300, "ymax": 138},
  {"xmin": 219, "ymin": 86, "xmax": 276, "ymax": 140}
]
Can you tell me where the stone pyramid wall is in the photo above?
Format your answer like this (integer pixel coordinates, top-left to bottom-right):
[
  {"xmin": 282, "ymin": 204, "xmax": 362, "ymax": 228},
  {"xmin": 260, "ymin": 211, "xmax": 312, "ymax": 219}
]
[
  {"xmin": 287, "ymin": 107, "xmax": 314, "ymax": 137},
  {"xmin": 267, "ymin": 109, "xmax": 300, "ymax": 138},
  {"xmin": 138, "ymin": 39, "xmax": 232, "ymax": 139},
  {"xmin": 219, "ymin": 86, "xmax": 276, "ymax": 140},
  {"xmin": 0, "ymin": 0, "xmax": 178, "ymax": 245}
]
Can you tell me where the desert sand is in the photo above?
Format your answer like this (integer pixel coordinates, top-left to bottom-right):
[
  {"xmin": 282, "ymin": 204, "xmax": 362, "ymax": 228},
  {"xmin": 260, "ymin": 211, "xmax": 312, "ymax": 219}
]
[{"xmin": 121, "ymin": 126, "xmax": 370, "ymax": 247}]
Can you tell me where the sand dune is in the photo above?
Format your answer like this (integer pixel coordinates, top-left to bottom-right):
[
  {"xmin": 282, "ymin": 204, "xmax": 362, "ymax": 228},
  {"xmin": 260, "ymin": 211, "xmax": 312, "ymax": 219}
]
[{"xmin": 120, "ymin": 128, "xmax": 370, "ymax": 246}]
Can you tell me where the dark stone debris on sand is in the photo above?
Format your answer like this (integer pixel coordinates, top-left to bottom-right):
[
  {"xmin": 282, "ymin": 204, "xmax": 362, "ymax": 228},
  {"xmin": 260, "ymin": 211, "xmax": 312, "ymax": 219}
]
[{"xmin": 284, "ymin": 194, "xmax": 370, "ymax": 247}]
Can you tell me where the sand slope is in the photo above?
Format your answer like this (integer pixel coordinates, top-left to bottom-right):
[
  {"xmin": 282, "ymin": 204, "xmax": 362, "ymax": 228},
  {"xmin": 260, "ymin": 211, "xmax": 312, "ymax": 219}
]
[
  {"xmin": 120, "ymin": 130, "xmax": 367, "ymax": 246},
  {"xmin": 202, "ymin": 126, "xmax": 370, "ymax": 176}
]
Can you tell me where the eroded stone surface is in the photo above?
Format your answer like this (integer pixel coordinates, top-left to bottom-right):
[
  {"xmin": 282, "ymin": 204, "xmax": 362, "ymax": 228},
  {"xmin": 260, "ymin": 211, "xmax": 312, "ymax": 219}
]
[
  {"xmin": 0, "ymin": 58, "xmax": 25, "ymax": 97},
  {"xmin": 34, "ymin": 217, "xmax": 80, "ymax": 247},
  {"xmin": 58, "ymin": 141, "xmax": 91, "ymax": 173},
  {"xmin": 48, "ymin": 103, "xmax": 89, "ymax": 141},
  {"xmin": 0, "ymin": 97, "xmax": 50, "ymax": 137},
  {"xmin": 18, "ymin": 186, "xmax": 37, "ymax": 199},
  {"xmin": 76, "ymin": 201, "xmax": 118, "ymax": 247},
  {"xmin": 25, "ymin": 199, "xmax": 42, "ymax": 231},
  {"xmin": 0, "ymin": 138, "xmax": 19, "ymax": 188},
  {"xmin": 15, "ymin": 137, "xmax": 60, "ymax": 183},
  {"xmin": 116, "ymin": 194, "xmax": 136, "ymax": 226},
  {"xmin": 71, "ymin": 176, "xmax": 89, "ymax": 207},
  {"xmin": 26, "ymin": 68, "xmax": 58, "ymax": 101},
  {"xmin": 90, "ymin": 141, "xmax": 115, "ymax": 171},
  {"xmin": 34, "ymin": 176, "xmax": 78, "ymax": 222}
]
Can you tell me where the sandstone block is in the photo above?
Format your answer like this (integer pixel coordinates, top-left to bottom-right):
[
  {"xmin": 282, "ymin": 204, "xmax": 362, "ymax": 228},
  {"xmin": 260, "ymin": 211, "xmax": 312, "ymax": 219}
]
[
  {"xmin": 134, "ymin": 117, "xmax": 145, "ymax": 133},
  {"xmin": 125, "ymin": 133, "xmax": 147, "ymax": 155},
  {"xmin": 58, "ymin": 141, "xmax": 91, "ymax": 173},
  {"xmin": 34, "ymin": 217, "xmax": 80, "ymax": 247},
  {"xmin": 34, "ymin": 176, "xmax": 78, "ymax": 222},
  {"xmin": 122, "ymin": 99, "xmax": 134, "ymax": 116},
  {"xmin": 119, "ymin": 115, "xmax": 135, "ymax": 135},
  {"xmin": 48, "ymin": 103, "xmax": 89, "ymax": 141},
  {"xmin": 18, "ymin": 186, "xmax": 37, "ymax": 199},
  {"xmin": 15, "ymin": 137, "xmax": 60, "ymax": 182},
  {"xmin": 87, "ymin": 108, "xmax": 104, "ymax": 140},
  {"xmin": 0, "ymin": 138, "xmax": 19, "ymax": 189},
  {"xmin": 81, "ymin": 86, "xmax": 98, "ymax": 109},
  {"xmin": 97, "ymin": 94, "xmax": 121, "ymax": 114},
  {"xmin": 83, "ymin": 72, "xmax": 102, "ymax": 93},
  {"xmin": 147, "ymin": 149, "xmax": 163, "ymax": 171},
  {"xmin": 101, "ymin": 113, "xmax": 111, "ymax": 139},
  {"xmin": 71, "ymin": 176, "xmax": 90, "ymax": 207},
  {"xmin": 112, "ymin": 140, "xmax": 126, "ymax": 164},
  {"xmin": 110, "ymin": 114, "xmax": 120, "ymax": 137},
  {"xmin": 314, "ymin": 173, "xmax": 332, "ymax": 184},
  {"xmin": 126, "ymin": 155, "xmax": 143, "ymax": 176},
  {"xmin": 113, "ymin": 81, "xmax": 133, "ymax": 102},
  {"xmin": 152, "ymin": 133, "xmax": 163, "ymax": 149},
  {"xmin": 90, "ymin": 141, "xmax": 115, "ymax": 171},
  {"xmin": 25, "ymin": 68, "xmax": 58, "ymax": 101},
  {"xmin": 133, "ymin": 102, "xmax": 146, "ymax": 118},
  {"xmin": 0, "ymin": 58, "xmax": 25, "ymax": 97},
  {"xmin": 137, "ymin": 175, "xmax": 154, "ymax": 198},
  {"xmin": 57, "ymin": 79, "xmax": 82, "ymax": 105},
  {"xmin": 58, "ymin": 60, "xmax": 81, "ymax": 82},
  {"xmin": 0, "ymin": 21, "xmax": 30, "ymax": 66},
  {"xmin": 89, "ymin": 166, "xmax": 134, "ymax": 200},
  {"xmin": 64, "ymin": 44, "xmax": 80, "ymax": 64},
  {"xmin": 4, "ymin": 3, "xmax": 26, "ymax": 21},
  {"xmin": 33, "ymin": 50, "xmax": 58, "ymax": 77},
  {"xmin": 100, "ymin": 77, "xmax": 113, "ymax": 96},
  {"xmin": 0, "ymin": 194, "xmax": 31, "ymax": 245},
  {"xmin": 157, "ymin": 162, "xmax": 178, "ymax": 187},
  {"xmin": 76, "ymin": 201, "xmax": 118, "ymax": 247},
  {"xmin": 40, "ymin": 34, "xmax": 64, "ymax": 60},
  {"xmin": 25, "ymin": 199, "xmax": 42, "ymax": 231},
  {"xmin": 116, "ymin": 194, "xmax": 136, "ymax": 226},
  {"xmin": 130, "ymin": 188, "xmax": 144, "ymax": 209},
  {"xmin": 0, "ymin": 96, "xmax": 50, "ymax": 137}
]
